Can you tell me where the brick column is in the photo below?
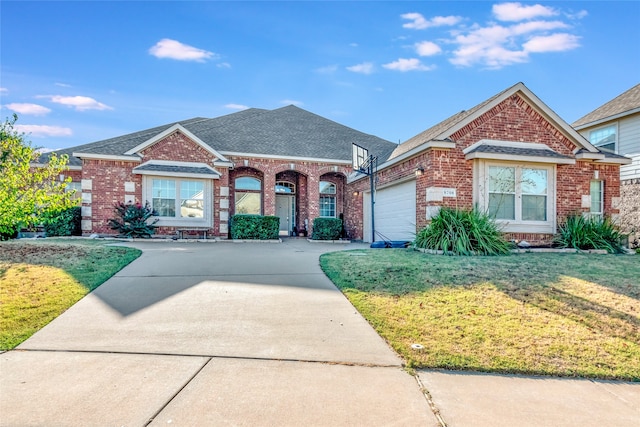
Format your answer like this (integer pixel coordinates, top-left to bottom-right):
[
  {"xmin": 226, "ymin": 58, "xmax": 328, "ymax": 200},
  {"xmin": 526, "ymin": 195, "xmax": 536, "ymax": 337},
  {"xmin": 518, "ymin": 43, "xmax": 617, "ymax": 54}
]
[
  {"xmin": 263, "ymin": 173, "xmax": 276, "ymax": 216},
  {"xmin": 307, "ymin": 173, "xmax": 319, "ymax": 236}
]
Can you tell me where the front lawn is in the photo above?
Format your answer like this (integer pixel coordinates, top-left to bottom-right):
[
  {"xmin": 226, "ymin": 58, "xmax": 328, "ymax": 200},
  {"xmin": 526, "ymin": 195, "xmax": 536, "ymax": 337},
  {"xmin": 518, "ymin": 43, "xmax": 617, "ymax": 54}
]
[
  {"xmin": 320, "ymin": 249, "xmax": 640, "ymax": 381},
  {"xmin": 0, "ymin": 239, "xmax": 141, "ymax": 349}
]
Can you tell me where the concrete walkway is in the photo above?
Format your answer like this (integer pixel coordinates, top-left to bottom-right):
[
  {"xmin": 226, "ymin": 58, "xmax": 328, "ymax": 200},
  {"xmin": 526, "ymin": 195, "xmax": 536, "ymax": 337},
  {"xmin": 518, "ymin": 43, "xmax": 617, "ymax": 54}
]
[{"xmin": 1, "ymin": 239, "xmax": 638, "ymax": 426}]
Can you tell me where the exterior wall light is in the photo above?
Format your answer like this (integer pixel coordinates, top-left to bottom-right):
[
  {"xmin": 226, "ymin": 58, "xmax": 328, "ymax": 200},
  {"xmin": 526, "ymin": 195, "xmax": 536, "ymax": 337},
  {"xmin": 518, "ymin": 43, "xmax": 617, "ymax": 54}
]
[{"xmin": 415, "ymin": 166, "xmax": 424, "ymax": 177}]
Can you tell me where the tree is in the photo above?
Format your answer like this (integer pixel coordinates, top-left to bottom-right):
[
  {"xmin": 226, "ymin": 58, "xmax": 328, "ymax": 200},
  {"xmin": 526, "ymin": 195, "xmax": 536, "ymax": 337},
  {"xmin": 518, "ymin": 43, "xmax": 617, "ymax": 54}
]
[{"xmin": 0, "ymin": 115, "xmax": 76, "ymax": 239}]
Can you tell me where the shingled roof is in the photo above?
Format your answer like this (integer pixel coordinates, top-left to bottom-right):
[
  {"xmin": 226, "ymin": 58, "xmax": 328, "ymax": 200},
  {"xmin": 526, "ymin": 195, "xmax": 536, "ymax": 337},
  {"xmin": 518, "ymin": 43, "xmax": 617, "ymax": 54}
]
[
  {"xmin": 572, "ymin": 84, "xmax": 640, "ymax": 128},
  {"xmin": 46, "ymin": 106, "xmax": 397, "ymax": 167}
]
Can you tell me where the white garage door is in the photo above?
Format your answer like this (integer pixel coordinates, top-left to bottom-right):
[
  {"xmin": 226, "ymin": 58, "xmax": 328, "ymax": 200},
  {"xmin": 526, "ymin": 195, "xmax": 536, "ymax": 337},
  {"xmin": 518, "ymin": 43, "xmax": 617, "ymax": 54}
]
[{"xmin": 363, "ymin": 179, "xmax": 416, "ymax": 243}]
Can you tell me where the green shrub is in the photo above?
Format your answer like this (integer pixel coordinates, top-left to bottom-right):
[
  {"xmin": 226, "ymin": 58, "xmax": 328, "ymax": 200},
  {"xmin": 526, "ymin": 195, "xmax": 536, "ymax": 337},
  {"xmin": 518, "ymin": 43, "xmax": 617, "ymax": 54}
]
[
  {"xmin": 554, "ymin": 214, "xmax": 626, "ymax": 254},
  {"xmin": 415, "ymin": 207, "xmax": 512, "ymax": 256},
  {"xmin": 42, "ymin": 206, "xmax": 81, "ymax": 236},
  {"xmin": 230, "ymin": 215, "xmax": 279, "ymax": 240},
  {"xmin": 108, "ymin": 201, "xmax": 158, "ymax": 238},
  {"xmin": 311, "ymin": 217, "xmax": 342, "ymax": 240}
]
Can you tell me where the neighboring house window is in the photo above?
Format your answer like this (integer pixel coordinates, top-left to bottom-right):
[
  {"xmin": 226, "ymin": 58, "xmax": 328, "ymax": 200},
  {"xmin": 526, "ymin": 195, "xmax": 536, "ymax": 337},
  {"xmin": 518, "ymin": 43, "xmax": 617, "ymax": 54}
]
[
  {"xmin": 275, "ymin": 181, "xmax": 295, "ymax": 193},
  {"xmin": 479, "ymin": 162, "xmax": 554, "ymax": 233},
  {"xmin": 589, "ymin": 125, "xmax": 617, "ymax": 152},
  {"xmin": 590, "ymin": 180, "xmax": 603, "ymax": 219},
  {"xmin": 235, "ymin": 177, "xmax": 261, "ymax": 214},
  {"xmin": 152, "ymin": 179, "xmax": 204, "ymax": 218},
  {"xmin": 319, "ymin": 181, "xmax": 336, "ymax": 217}
]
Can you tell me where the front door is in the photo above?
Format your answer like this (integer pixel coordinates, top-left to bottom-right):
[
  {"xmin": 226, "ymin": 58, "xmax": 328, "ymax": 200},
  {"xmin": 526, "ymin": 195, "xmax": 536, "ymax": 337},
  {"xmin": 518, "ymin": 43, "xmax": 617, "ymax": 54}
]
[{"xmin": 275, "ymin": 195, "xmax": 295, "ymax": 236}]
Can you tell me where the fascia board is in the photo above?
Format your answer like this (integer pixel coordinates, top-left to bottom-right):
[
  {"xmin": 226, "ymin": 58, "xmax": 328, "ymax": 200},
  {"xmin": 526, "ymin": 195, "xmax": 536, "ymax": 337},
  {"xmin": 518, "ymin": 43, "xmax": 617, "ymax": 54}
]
[
  {"xmin": 464, "ymin": 151, "xmax": 576, "ymax": 165},
  {"xmin": 72, "ymin": 152, "xmax": 142, "ymax": 162},
  {"xmin": 573, "ymin": 108, "xmax": 640, "ymax": 130}
]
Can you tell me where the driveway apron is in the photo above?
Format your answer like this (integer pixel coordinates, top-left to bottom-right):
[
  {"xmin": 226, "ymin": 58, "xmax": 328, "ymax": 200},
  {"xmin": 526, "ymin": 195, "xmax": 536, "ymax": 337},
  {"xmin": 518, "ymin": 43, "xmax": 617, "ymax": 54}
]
[{"xmin": 1, "ymin": 240, "xmax": 438, "ymax": 426}]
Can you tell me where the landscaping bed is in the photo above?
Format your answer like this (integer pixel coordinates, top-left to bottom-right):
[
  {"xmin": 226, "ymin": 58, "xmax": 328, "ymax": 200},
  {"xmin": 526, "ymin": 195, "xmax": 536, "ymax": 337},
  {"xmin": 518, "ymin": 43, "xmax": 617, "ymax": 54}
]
[
  {"xmin": 320, "ymin": 249, "xmax": 640, "ymax": 381},
  {"xmin": 0, "ymin": 238, "xmax": 141, "ymax": 349}
]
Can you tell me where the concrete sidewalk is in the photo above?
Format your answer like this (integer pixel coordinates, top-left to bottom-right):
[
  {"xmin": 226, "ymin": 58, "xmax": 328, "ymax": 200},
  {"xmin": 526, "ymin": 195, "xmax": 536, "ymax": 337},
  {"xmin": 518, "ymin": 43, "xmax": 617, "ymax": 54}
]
[{"xmin": 1, "ymin": 239, "xmax": 638, "ymax": 426}]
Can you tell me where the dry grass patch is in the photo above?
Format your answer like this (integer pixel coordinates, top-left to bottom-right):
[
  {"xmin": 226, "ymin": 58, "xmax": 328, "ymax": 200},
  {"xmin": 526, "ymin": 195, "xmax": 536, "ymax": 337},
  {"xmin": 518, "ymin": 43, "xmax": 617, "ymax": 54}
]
[
  {"xmin": 320, "ymin": 249, "xmax": 640, "ymax": 380},
  {"xmin": 0, "ymin": 239, "xmax": 141, "ymax": 349}
]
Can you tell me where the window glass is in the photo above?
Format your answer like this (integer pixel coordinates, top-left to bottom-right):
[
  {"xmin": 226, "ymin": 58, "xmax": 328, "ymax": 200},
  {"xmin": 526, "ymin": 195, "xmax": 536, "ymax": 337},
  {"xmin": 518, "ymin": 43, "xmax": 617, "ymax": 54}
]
[
  {"xmin": 320, "ymin": 196, "xmax": 336, "ymax": 217},
  {"xmin": 153, "ymin": 179, "xmax": 176, "ymax": 217},
  {"xmin": 488, "ymin": 167, "xmax": 515, "ymax": 219},
  {"xmin": 275, "ymin": 181, "xmax": 295, "ymax": 193},
  {"xmin": 590, "ymin": 180, "xmax": 603, "ymax": 217},
  {"xmin": 589, "ymin": 125, "xmax": 616, "ymax": 152},
  {"xmin": 180, "ymin": 181, "xmax": 204, "ymax": 218},
  {"xmin": 235, "ymin": 192, "xmax": 261, "ymax": 214},
  {"xmin": 319, "ymin": 181, "xmax": 336, "ymax": 194},
  {"xmin": 236, "ymin": 177, "xmax": 261, "ymax": 191},
  {"xmin": 521, "ymin": 168, "xmax": 547, "ymax": 221}
]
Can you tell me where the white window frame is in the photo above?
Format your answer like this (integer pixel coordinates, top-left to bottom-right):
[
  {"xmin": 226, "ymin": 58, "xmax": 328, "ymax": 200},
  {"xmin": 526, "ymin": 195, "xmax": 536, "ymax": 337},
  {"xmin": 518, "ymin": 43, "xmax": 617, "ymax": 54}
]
[
  {"xmin": 589, "ymin": 124, "xmax": 617, "ymax": 153},
  {"xmin": 475, "ymin": 160, "xmax": 556, "ymax": 234},
  {"xmin": 143, "ymin": 175, "xmax": 212, "ymax": 227},
  {"xmin": 319, "ymin": 181, "xmax": 337, "ymax": 218}
]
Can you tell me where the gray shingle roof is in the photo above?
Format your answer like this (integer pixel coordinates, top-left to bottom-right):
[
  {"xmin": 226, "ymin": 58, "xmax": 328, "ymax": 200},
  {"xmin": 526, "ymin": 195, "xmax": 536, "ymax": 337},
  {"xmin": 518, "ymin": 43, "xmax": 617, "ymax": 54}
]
[
  {"xmin": 389, "ymin": 85, "xmax": 513, "ymax": 160},
  {"xmin": 572, "ymin": 84, "xmax": 640, "ymax": 128},
  {"xmin": 466, "ymin": 145, "xmax": 573, "ymax": 160},
  {"xmin": 133, "ymin": 164, "xmax": 220, "ymax": 176},
  {"xmin": 47, "ymin": 106, "xmax": 397, "ymax": 166}
]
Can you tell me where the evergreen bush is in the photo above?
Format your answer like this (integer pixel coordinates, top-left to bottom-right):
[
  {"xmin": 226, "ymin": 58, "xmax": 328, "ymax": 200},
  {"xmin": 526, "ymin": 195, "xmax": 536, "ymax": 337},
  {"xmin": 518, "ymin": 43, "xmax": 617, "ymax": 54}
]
[
  {"xmin": 42, "ymin": 206, "xmax": 81, "ymax": 236},
  {"xmin": 311, "ymin": 217, "xmax": 343, "ymax": 240},
  {"xmin": 230, "ymin": 215, "xmax": 279, "ymax": 240}
]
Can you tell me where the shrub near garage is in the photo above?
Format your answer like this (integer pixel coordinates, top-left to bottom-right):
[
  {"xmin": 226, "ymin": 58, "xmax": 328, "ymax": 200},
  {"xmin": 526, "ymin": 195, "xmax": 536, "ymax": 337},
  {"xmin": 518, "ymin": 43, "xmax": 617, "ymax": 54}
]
[{"xmin": 415, "ymin": 207, "xmax": 512, "ymax": 255}]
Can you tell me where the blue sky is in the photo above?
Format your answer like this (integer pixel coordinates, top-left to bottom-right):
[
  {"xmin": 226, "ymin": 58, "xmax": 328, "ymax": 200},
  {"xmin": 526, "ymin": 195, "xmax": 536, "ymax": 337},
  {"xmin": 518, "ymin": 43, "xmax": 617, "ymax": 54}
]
[{"xmin": 1, "ymin": 1, "xmax": 639, "ymax": 151}]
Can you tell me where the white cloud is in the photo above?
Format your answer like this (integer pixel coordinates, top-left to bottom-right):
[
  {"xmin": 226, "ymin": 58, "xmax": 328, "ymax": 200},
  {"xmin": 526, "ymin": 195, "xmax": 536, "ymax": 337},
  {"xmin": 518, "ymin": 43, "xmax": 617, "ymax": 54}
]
[
  {"xmin": 402, "ymin": 13, "xmax": 461, "ymax": 29},
  {"xmin": 281, "ymin": 99, "xmax": 304, "ymax": 106},
  {"xmin": 349, "ymin": 43, "xmax": 359, "ymax": 47},
  {"xmin": 493, "ymin": 2, "xmax": 557, "ymax": 22},
  {"xmin": 149, "ymin": 38, "xmax": 217, "ymax": 62},
  {"xmin": 415, "ymin": 41, "xmax": 442, "ymax": 56},
  {"xmin": 14, "ymin": 124, "xmax": 72, "ymax": 137},
  {"xmin": 347, "ymin": 62, "xmax": 374, "ymax": 74},
  {"xmin": 43, "ymin": 95, "xmax": 112, "ymax": 111},
  {"xmin": 383, "ymin": 58, "xmax": 434, "ymax": 72},
  {"xmin": 217, "ymin": 62, "xmax": 231, "ymax": 69},
  {"xmin": 5, "ymin": 103, "xmax": 52, "ymax": 116},
  {"xmin": 0, "ymin": 87, "xmax": 8, "ymax": 93},
  {"xmin": 523, "ymin": 33, "xmax": 581, "ymax": 52},
  {"xmin": 225, "ymin": 104, "xmax": 249, "ymax": 110},
  {"xmin": 315, "ymin": 64, "xmax": 339, "ymax": 74},
  {"xmin": 55, "ymin": 82, "xmax": 71, "ymax": 88}
]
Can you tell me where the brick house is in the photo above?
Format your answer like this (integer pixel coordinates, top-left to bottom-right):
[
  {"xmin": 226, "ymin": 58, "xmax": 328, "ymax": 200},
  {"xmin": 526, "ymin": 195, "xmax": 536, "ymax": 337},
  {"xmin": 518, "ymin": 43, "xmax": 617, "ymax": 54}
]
[{"xmin": 48, "ymin": 82, "xmax": 629, "ymax": 243}]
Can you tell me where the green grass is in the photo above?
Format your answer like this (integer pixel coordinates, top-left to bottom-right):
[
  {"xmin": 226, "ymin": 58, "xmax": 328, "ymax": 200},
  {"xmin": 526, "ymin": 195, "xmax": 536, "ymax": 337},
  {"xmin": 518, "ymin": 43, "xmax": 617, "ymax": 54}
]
[
  {"xmin": 320, "ymin": 249, "xmax": 640, "ymax": 381},
  {"xmin": 0, "ymin": 238, "xmax": 141, "ymax": 349}
]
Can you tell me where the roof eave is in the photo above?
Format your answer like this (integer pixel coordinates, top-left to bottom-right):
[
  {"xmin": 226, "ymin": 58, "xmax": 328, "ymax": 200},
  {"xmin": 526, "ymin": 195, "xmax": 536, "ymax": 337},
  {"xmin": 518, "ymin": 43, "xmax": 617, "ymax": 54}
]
[{"xmin": 573, "ymin": 107, "xmax": 640, "ymax": 130}]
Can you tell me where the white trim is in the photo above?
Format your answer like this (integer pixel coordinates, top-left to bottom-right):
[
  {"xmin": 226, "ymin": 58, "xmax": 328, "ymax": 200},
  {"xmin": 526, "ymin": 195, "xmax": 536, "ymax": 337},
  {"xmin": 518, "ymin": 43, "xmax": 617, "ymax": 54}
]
[
  {"xmin": 463, "ymin": 139, "xmax": 555, "ymax": 154},
  {"xmin": 573, "ymin": 107, "xmax": 640, "ymax": 130},
  {"xmin": 71, "ymin": 152, "xmax": 142, "ymax": 162},
  {"xmin": 30, "ymin": 163, "xmax": 83, "ymax": 171},
  {"xmin": 134, "ymin": 170, "xmax": 220, "ymax": 179},
  {"xmin": 465, "ymin": 152, "xmax": 575, "ymax": 165},
  {"xmin": 221, "ymin": 151, "xmax": 352, "ymax": 165},
  {"xmin": 575, "ymin": 151, "xmax": 605, "ymax": 160},
  {"xmin": 594, "ymin": 156, "xmax": 632, "ymax": 165},
  {"xmin": 124, "ymin": 124, "xmax": 230, "ymax": 162}
]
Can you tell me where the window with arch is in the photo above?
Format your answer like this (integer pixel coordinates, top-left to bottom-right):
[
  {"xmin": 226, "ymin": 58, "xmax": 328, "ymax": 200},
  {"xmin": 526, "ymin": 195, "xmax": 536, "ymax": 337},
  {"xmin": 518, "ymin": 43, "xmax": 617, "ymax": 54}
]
[
  {"xmin": 235, "ymin": 176, "xmax": 262, "ymax": 214},
  {"xmin": 275, "ymin": 181, "xmax": 295, "ymax": 193},
  {"xmin": 319, "ymin": 181, "xmax": 336, "ymax": 217}
]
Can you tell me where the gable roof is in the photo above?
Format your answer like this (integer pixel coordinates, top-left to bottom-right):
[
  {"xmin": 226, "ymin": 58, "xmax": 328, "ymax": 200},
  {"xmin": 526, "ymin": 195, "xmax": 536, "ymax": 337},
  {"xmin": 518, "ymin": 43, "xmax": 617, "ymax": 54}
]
[
  {"xmin": 388, "ymin": 82, "xmax": 598, "ymax": 161},
  {"xmin": 47, "ymin": 106, "xmax": 397, "ymax": 167},
  {"xmin": 572, "ymin": 84, "xmax": 640, "ymax": 129}
]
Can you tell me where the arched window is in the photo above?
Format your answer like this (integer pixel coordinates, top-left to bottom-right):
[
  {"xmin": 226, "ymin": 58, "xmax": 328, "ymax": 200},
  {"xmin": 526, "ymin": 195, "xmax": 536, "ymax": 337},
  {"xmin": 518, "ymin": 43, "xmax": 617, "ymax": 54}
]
[
  {"xmin": 275, "ymin": 181, "xmax": 295, "ymax": 193},
  {"xmin": 319, "ymin": 181, "xmax": 336, "ymax": 217},
  {"xmin": 235, "ymin": 177, "xmax": 261, "ymax": 214}
]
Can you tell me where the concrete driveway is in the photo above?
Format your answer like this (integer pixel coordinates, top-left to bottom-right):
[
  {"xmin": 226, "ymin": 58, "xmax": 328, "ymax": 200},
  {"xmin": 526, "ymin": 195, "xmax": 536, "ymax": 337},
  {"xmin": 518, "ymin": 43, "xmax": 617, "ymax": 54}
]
[
  {"xmin": 1, "ymin": 239, "xmax": 638, "ymax": 426},
  {"xmin": 1, "ymin": 239, "xmax": 438, "ymax": 426}
]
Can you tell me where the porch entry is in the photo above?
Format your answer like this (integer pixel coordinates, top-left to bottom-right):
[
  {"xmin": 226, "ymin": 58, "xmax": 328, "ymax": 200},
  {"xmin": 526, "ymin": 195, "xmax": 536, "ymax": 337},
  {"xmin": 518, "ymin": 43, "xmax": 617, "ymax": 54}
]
[{"xmin": 275, "ymin": 194, "xmax": 295, "ymax": 236}]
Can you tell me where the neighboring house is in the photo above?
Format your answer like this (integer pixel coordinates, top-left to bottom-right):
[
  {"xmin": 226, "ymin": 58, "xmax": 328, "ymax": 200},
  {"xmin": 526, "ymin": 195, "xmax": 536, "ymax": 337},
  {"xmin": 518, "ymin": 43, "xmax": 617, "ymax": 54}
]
[
  {"xmin": 349, "ymin": 82, "xmax": 630, "ymax": 244},
  {"xmin": 572, "ymin": 84, "xmax": 640, "ymax": 244},
  {"xmin": 43, "ymin": 82, "xmax": 629, "ymax": 244}
]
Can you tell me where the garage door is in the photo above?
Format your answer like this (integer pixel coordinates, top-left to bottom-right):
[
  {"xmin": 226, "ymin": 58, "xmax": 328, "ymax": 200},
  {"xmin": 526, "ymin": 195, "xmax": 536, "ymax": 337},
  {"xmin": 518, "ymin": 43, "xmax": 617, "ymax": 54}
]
[{"xmin": 363, "ymin": 179, "xmax": 416, "ymax": 243}]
